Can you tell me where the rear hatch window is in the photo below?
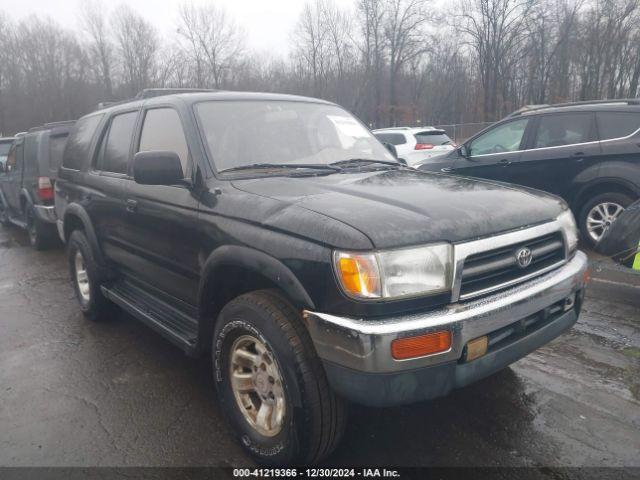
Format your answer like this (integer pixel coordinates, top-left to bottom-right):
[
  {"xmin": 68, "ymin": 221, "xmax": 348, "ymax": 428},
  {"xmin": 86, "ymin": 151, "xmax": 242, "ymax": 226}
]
[{"xmin": 414, "ymin": 130, "xmax": 453, "ymax": 146}]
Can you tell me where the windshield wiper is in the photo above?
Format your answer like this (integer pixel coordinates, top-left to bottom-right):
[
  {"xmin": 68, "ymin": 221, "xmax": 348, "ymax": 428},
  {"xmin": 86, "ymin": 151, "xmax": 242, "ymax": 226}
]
[
  {"xmin": 329, "ymin": 158, "xmax": 402, "ymax": 168},
  {"xmin": 220, "ymin": 163, "xmax": 341, "ymax": 173}
]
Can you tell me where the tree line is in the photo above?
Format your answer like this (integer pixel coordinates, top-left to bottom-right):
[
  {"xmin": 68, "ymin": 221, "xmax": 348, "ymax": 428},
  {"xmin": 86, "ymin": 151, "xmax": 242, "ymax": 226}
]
[{"xmin": 0, "ymin": 0, "xmax": 639, "ymax": 136}]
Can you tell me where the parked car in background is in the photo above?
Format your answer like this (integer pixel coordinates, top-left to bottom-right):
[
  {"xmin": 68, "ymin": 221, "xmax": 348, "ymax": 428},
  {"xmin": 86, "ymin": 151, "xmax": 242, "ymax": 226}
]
[
  {"xmin": 0, "ymin": 121, "xmax": 74, "ymax": 249},
  {"xmin": 373, "ymin": 126, "xmax": 456, "ymax": 167},
  {"xmin": 55, "ymin": 89, "xmax": 586, "ymax": 465},
  {"xmin": 0, "ymin": 137, "xmax": 15, "ymax": 172},
  {"xmin": 418, "ymin": 99, "xmax": 640, "ymax": 246}
]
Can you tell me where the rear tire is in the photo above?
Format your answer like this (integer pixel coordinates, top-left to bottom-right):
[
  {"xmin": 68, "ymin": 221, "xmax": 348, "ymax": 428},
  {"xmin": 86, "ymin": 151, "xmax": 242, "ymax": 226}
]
[
  {"xmin": 26, "ymin": 207, "xmax": 56, "ymax": 250},
  {"xmin": 213, "ymin": 290, "xmax": 346, "ymax": 465},
  {"xmin": 579, "ymin": 192, "xmax": 634, "ymax": 247},
  {"xmin": 67, "ymin": 230, "xmax": 113, "ymax": 322},
  {"xmin": 0, "ymin": 202, "xmax": 10, "ymax": 227}
]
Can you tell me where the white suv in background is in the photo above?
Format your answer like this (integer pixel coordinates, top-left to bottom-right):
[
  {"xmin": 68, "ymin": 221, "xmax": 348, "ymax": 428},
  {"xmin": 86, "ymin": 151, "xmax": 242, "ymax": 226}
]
[{"xmin": 373, "ymin": 127, "xmax": 456, "ymax": 167}]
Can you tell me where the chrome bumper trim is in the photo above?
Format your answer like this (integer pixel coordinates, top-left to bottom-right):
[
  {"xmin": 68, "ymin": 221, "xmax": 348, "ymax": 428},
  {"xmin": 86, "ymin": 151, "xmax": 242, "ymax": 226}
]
[
  {"xmin": 303, "ymin": 251, "xmax": 587, "ymax": 374},
  {"xmin": 33, "ymin": 205, "xmax": 57, "ymax": 223}
]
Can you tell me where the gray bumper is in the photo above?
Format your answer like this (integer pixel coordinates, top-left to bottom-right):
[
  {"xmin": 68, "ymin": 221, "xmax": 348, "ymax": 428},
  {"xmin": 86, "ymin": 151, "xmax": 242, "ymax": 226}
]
[
  {"xmin": 33, "ymin": 205, "xmax": 57, "ymax": 224},
  {"xmin": 303, "ymin": 251, "xmax": 588, "ymax": 406}
]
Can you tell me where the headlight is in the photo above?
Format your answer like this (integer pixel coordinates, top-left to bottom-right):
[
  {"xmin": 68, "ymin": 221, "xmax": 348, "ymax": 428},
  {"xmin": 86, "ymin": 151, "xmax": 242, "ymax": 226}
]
[
  {"xmin": 334, "ymin": 244, "xmax": 453, "ymax": 300},
  {"xmin": 557, "ymin": 209, "xmax": 578, "ymax": 254}
]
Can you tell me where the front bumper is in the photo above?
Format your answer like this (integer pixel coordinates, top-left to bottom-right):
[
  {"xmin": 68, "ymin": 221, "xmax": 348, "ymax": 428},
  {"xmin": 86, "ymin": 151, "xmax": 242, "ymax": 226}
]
[
  {"xmin": 303, "ymin": 251, "xmax": 588, "ymax": 406},
  {"xmin": 33, "ymin": 205, "xmax": 57, "ymax": 224}
]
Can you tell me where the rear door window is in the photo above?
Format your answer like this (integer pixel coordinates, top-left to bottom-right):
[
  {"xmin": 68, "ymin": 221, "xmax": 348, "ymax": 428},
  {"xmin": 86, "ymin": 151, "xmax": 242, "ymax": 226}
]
[
  {"xmin": 97, "ymin": 111, "xmax": 138, "ymax": 174},
  {"xmin": 596, "ymin": 112, "xmax": 640, "ymax": 140},
  {"xmin": 374, "ymin": 133, "xmax": 407, "ymax": 146},
  {"xmin": 63, "ymin": 114, "xmax": 103, "ymax": 171},
  {"xmin": 138, "ymin": 108, "xmax": 190, "ymax": 176},
  {"xmin": 534, "ymin": 113, "xmax": 594, "ymax": 148}
]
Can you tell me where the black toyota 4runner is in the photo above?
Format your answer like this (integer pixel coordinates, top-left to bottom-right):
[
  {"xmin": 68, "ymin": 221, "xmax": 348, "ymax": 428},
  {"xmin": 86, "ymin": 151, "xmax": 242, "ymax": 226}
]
[{"xmin": 55, "ymin": 90, "xmax": 588, "ymax": 464}]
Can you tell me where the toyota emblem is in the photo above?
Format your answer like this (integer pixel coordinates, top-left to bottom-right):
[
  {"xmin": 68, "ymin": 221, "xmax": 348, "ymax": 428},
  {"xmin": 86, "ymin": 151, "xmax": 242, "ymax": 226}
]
[{"xmin": 516, "ymin": 247, "xmax": 533, "ymax": 268}]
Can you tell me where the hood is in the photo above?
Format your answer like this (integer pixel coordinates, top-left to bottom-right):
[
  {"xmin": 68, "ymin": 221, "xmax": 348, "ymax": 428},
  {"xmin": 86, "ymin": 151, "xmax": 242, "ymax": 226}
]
[{"xmin": 232, "ymin": 169, "xmax": 566, "ymax": 249}]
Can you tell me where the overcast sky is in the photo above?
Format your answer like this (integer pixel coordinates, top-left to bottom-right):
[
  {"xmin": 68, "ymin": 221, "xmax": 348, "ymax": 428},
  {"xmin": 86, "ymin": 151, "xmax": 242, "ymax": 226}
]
[{"xmin": 3, "ymin": 0, "xmax": 331, "ymax": 56}]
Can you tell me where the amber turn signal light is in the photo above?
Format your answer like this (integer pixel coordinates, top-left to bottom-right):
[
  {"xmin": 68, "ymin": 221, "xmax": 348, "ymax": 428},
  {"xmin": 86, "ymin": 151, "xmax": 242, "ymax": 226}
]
[{"xmin": 391, "ymin": 331, "xmax": 452, "ymax": 360}]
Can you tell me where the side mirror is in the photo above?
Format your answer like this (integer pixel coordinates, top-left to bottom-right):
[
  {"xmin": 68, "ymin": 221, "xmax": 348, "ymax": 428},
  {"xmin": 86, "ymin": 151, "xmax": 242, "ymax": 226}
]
[
  {"xmin": 133, "ymin": 151, "xmax": 184, "ymax": 186},
  {"xmin": 382, "ymin": 142, "xmax": 398, "ymax": 158},
  {"xmin": 457, "ymin": 144, "xmax": 470, "ymax": 158}
]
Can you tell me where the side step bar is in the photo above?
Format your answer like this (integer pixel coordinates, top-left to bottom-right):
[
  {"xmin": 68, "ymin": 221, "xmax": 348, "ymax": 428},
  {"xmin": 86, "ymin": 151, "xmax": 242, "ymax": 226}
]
[{"xmin": 101, "ymin": 281, "xmax": 199, "ymax": 355}]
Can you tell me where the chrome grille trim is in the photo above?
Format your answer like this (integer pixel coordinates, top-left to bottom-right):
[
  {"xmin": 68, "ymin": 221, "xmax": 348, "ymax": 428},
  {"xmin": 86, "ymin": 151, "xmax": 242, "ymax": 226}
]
[{"xmin": 451, "ymin": 219, "xmax": 569, "ymax": 302}]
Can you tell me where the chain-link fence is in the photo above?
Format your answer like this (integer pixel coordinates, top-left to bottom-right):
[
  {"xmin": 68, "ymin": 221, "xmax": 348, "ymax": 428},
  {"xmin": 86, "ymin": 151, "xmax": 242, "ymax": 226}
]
[{"xmin": 433, "ymin": 122, "xmax": 494, "ymax": 145}]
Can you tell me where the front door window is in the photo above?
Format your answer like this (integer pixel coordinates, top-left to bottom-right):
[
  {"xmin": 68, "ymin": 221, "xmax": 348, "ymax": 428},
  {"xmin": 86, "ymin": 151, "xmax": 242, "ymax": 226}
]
[{"xmin": 469, "ymin": 119, "xmax": 529, "ymax": 156}]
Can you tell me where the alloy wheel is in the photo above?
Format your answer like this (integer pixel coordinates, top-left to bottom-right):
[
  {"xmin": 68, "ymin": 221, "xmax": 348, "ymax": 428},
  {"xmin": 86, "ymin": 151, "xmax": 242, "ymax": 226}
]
[
  {"xmin": 229, "ymin": 334, "xmax": 286, "ymax": 437},
  {"xmin": 586, "ymin": 201, "xmax": 624, "ymax": 243},
  {"xmin": 74, "ymin": 250, "xmax": 91, "ymax": 303}
]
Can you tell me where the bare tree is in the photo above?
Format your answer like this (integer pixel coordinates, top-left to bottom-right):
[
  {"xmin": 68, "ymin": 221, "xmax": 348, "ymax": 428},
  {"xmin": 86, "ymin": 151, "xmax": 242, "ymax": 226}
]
[
  {"xmin": 112, "ymin": 5, "xmax": 158, "ymax": 96},
  {"xmin": 80, "ymin": 0, "xmax": 114, "ymax": 98},
  {"xmin": 177, "ymin": 2, "xmax": 245, "ymax": 89}
]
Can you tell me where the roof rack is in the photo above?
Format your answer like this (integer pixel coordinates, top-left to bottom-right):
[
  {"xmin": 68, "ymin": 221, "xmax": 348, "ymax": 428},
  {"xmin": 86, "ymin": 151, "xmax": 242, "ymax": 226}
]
[
  {"xmin": 28, "ymin": 120, "xmax": 76, "ymax": 133},
  {"xmin": 134, "ymin": 88, "xmax": 218, "ymax": 100},
  {"xmin": 509, "ymin": 98, "xmax": 640, "ymax": 116}
]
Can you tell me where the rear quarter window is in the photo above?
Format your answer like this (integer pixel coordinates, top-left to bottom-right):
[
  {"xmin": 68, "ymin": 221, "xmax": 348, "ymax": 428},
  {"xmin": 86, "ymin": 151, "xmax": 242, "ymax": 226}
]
[
  {"xmin": 49, "ymin": 134, "xmax": 69, "ymax": 173},
  {"xmin": 597, "ymin": 112, "xmax": 640, "ymax": 140},
  {"xmin": 63, "ymin": 114, "xmax": 104, "ymax": 171}
]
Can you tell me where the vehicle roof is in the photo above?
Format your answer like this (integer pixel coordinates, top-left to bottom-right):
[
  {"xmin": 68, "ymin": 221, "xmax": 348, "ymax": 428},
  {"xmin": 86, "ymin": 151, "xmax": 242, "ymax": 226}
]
[
  {"xmin": 373, "ymin": 126, "xmax": 444, "ymax": 133},
  {"xmin": 94, "ymin": 90, "xmax": 336, "ymax": 116},
  {"xmin": 513, "ymin": 99, "xmax": 640, "ymax": 117},
  {"xmin": 28, "ymin": 120, "xmax": 76, "ymax": 134},
  {"xmin": 0, "ymin": 137, "xmax": 15, "ymax": 143}
]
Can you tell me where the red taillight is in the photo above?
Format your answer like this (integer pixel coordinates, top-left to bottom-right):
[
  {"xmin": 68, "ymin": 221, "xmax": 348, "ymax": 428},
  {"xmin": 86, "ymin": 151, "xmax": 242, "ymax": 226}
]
[
  {"xmin": 37, "ymin": 177, "xmax": 54, "ymax": 201},
  {"xmin": 415, "ymin": 143, "xmax": 434, "ymax": 150}
]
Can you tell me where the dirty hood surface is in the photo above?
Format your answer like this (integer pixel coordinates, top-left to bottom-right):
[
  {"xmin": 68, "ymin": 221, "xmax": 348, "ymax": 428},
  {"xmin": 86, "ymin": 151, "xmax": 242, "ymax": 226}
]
[{"xmin": 232, "ymin": 169, "xmax": 566, "ymax": 249}]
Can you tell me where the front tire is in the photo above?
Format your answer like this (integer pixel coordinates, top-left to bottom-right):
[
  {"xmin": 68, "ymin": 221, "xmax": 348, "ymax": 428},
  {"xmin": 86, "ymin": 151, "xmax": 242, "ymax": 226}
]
[
  {"xmin": 213, "ymin": 290, "xmax": 346, "ymax": 465},
  {"xmin": 579, "ymin": 192, "xmax": 634, "ymax": 247},
  {"xmin": 67, "ymin": 230, "xmax": 113, "ymax": 321}
]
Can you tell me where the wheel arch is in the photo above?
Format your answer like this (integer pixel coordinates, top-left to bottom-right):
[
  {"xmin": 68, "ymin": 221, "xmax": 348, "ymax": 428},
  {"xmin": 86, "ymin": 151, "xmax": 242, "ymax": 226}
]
[
  {"xmin": 196, "ymin": 245, "xmax": 315, "ymax": 354},
  {"xmin": 572, "ymin": 178, "xmax": 639, "ymax": 213},
  {"xmin": 62, "ymin": 204, "xmax": 105, "ymax": 265}
]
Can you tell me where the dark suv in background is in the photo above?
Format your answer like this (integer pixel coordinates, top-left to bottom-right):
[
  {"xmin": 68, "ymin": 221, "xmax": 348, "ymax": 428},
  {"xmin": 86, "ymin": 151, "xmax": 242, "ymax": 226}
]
[
  {"xmin": 55, "ymin": 90, "xmax": 587, "ymax": 464},
  {"xmin": 0, "ymin": 121, "xmax": 74, "ymax": 249},
  {"xmin": 418, "ymin": 100, "xmax": 640, "ymax": 246},
  {"xmin": 0, "ymin": 137, "xmax": 15, "ymax": 172}
]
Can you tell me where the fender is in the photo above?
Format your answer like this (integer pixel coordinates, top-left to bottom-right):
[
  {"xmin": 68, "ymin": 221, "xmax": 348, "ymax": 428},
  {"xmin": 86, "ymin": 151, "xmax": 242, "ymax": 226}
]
[
  {"xmin": 63, "ymin": 203, "xmax": 106, "ymax": 265},
  {"xmin": 198, "ymin": 245, "xmax": 315, "ymax": 314},
  {"xmin": 573, "ymin": 175, "xmax": 640, "ymax": 210}
]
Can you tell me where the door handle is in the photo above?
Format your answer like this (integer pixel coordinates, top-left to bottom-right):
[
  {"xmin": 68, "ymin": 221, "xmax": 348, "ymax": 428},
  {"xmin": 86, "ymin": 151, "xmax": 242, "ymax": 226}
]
[
  {"xmin": 126, "ymin": 199, "xmax": 138, "ymax": 213},
  {"xmin": 498, "ymin": 159, "xmax": 511, "ymax": 166},
  {"xmin": 441, "ymin": 167, "xmax": 453, "ymax": 173},
  {"xmin": 573, "ymin": 151, "xmax": 585, "ymax": 162}
]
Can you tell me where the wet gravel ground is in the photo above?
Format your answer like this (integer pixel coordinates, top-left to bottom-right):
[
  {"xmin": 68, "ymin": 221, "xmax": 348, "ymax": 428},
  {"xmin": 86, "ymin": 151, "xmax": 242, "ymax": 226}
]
[{"xmin": 0, "ymin": 225, "xmax": 638, "ymax": 469}]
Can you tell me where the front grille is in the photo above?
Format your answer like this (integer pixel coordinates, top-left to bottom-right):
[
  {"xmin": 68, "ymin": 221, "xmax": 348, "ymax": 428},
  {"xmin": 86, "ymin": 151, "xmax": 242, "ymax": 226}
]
[{"xmin": 459, "ymin": 232, "xmax": 565, "ymax": 299}]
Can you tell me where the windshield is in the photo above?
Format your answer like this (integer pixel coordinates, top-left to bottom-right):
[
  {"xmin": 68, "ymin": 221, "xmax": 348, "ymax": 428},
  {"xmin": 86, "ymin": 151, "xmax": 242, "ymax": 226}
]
[{"xmin": 195, "ymin": 100, "xmax": 395, "ymax": 171}]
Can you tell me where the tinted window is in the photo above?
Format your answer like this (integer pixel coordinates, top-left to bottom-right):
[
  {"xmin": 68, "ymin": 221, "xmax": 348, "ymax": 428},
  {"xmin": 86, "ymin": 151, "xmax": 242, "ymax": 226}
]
[
  {"xmin": 414, "ymin": 131, "xmax": 453, "ymax": 146},
  {"xmin": 597, "ymin": 112, "xmax": 640, "ymax": 140},
  {"xmin": 138, "ymin": 108, "xmax": 189, "ymax": 176},
  {"xmin": 534, "ymin": 113, "xmax": 593, "ymax": 148},
  {"xmin": 0, "ymin": 142, "xmax": 12, "ymax": 156},
  {"xmin": 374, "ymin": 133, "xmax": 407, "ymax": 145},
  {"xmin": 5, "ymin": 145, "xmax": 16, "ymax": 171},
  {"xmin": 470, "ymin": 119, "xmax": 529, "ymax": 156},
  {"xmin": 49, "ymin": 134, "xmax": 69, "ymax": 172},
  {"xmin": 24, "ymin": 134, "xmax": 39, "ymax": 174},
  {"xmin": 63, "ymin": 114, "xmax": 103, "ymax": 170},
  {"xmin": 98, "ymin": 112, "xmax": 137, "ymax": 174}
]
